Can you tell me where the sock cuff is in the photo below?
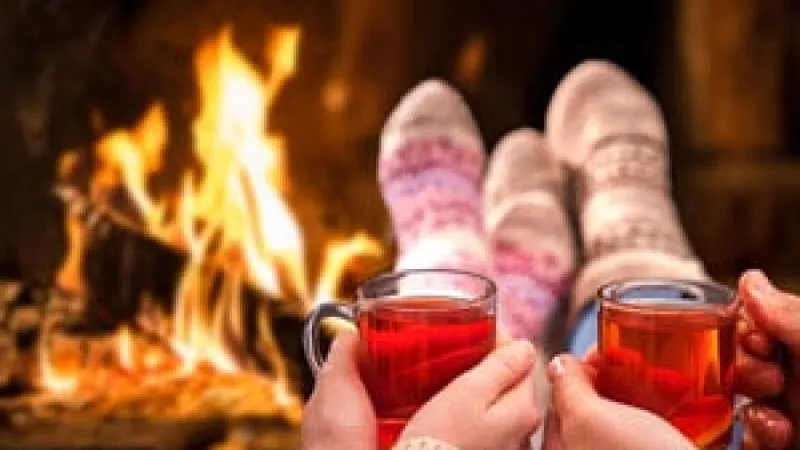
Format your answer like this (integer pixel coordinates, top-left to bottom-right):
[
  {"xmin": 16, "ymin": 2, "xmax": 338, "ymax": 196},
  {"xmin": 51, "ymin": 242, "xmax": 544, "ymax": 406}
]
[
  {"xmin": 396, "ymin": 229, "xmax": 490, "ymax": 273},
  {"xmin": 570, "ymin": 250, "xmax": 708, "ymax": 320}
]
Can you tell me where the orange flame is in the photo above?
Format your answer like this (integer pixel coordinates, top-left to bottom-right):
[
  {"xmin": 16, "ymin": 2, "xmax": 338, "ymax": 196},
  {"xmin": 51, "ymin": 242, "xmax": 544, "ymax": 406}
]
[
  {"xmin": 47, "ymin": 24, "xmax": 384, "ymax": 421},
  {"xmin": 39, "ymin": 342, "xmax": 79, "ymax": 395},
  {"xmin": 313, "ymin": 232, "xmax": 384, "ymax": 306},
  {"xmin": 93, "ymin": 103, "xmax": 168, "ymax": 231},
  {"xmin": 55, "ymin": 152, "xmax": 87, "ymax": 294}
]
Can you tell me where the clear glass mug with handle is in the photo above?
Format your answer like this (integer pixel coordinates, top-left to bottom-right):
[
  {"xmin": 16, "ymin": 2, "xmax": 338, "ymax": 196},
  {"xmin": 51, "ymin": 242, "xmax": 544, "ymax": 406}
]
[
  {"xmin": 595, "ymin": 278, "xmax": 738, "ymax": 449},
  {"xmin": 303, "ymin": 268, "xmax": 497, "ymax": 450}
]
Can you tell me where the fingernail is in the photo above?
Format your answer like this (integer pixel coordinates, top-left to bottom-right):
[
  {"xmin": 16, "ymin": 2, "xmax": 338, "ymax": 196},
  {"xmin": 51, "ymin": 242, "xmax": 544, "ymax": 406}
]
[
  {"xmin": 549, "ymin": 356, "xmax": 565, "ymax": 377},
  {"xmin": 737, "ymin": 318, "xmax": 750, "ymax": 335},
  {"xmin": 735, "ymin": 398, "xmax": 753, "ymax": 418},
  {"xmin": 747, "ymin": 270, "xmax": 773, "ymax": 297},
  {"xmin": 745, "ymin": 331, "xmax": 774, "ymax": 356}
]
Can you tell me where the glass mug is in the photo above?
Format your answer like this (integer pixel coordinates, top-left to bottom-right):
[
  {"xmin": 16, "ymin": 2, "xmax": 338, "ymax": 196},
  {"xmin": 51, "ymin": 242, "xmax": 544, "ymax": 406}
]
[
  {"xmin": 596, "ymin": 278, "xmax": 738, "ymax": 449},
  {"xmin": 303, "ymin": 268, "xmax": 497, "ymax": 450}
]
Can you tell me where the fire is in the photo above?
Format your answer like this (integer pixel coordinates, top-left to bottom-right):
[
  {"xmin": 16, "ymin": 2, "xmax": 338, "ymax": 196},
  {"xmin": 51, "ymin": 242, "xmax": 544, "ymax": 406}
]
[
  {"xmin": 38, "ymin": 340, "xmax": 78, "ymax": 395},
  {"xmin": 55, "ymin": 152, "xmax": 87, "ymax": 295},
  {"xmin": 314, "ymin": 232, "xmax": 384, "ymax": 306},
  {"xmin": 46, "ymin": 24, "xmax": 384, "ymax": 422}
]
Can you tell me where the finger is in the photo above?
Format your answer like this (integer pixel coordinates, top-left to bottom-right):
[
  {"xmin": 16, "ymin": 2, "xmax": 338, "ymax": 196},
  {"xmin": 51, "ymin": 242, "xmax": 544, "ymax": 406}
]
[
  {"xmin": 788, "ymin": 385, "xmax": 800, "ymax": 420},
  {"xmin": 581, "ymin": 347, "xmax": 600, "ymax": 366},
  {"xmin": 739, "ymin": 313, "xmax": 775, "ymax": 358},
  {"xmin": 313, "ymin": 331, "xmax": 372, "ymax": 407},
  {"xmin": 580, "ymin": 348, "xmax": 601, "ymax": 381},
  {"xmin": 740, "ymin": 270, "xmax": 800, "ymax": 352},
  {"xmin": 736, "ymin": 347, "xmax": 785, "ymax": 398},
  {"xmin": 744, "ymin": 405, "xmax": 794, "ymax": 449},
  {"xmin": 454, "ymin": 339, "xmax": 537, "ymax": 405},
  {"xmin": 581, "ymin": 360, "xmax": 598, "ymax": 384},
  {"xmin": 498, "ymin": 327, "xmax": 513, "ymax": 345},
  {"xmin": 542, "ymin": 409, "xmax": 564, "ymax": 450},
  {"xmin": 741, "ymin": 427, "xmax": 759, "ymax": 450},
  {"xmin": 745, "ymin": 331, "xmax": 777, "ymax": 359},
  {"xmin": 489, "ymin": 364, "xmax": 541, "ymax": 434},
  {"xmin": 548, "ymin": 354, "xmax": 596, "ymax": 417},
  {"xmin": 306, "ymin": 331, "xmax": 376, "ymax": 433}
]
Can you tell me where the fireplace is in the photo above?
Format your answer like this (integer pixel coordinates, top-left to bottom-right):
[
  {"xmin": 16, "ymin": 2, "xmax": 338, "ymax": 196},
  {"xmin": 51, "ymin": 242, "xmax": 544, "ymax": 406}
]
[{"xmin": 0, "ymin": 1, "xmax": 395, "ymax": 448}]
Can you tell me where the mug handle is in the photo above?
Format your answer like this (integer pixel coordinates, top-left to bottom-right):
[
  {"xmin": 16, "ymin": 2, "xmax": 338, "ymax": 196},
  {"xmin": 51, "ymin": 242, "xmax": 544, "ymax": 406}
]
[{"xmin": 302, "ymin": 301, "xmax": 356, "ymax": 376}]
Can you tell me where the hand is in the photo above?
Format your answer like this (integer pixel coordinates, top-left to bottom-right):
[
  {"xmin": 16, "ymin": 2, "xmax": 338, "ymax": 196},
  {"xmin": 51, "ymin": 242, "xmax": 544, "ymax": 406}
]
[
  {"xmin": 544, "ymin": 353, "xmax": 694, "ymax": 450},
  {"xmin": 736, "ymin": 270, "xmax": 798, "ymax": 449},
  {"xmin": 399, "ymin": 340, "xmax": 542, "ymax": 450},
  {"xmin": 300, "ymin": 332, "xmax": 377, "ymax": 450}
]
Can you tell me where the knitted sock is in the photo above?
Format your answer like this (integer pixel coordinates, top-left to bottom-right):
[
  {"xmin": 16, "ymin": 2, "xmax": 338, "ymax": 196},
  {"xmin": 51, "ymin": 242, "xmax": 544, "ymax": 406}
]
[
  {"xmin": 546, "ymin": 60, "xmax": 708, "ymax": 318},
  {"xmin": 378, "ymin": 79, "xmax": 491, "ymax": 278},
  {"xmin": 484, "ymin": 128, "xmax": 575, "ymax": 342}
]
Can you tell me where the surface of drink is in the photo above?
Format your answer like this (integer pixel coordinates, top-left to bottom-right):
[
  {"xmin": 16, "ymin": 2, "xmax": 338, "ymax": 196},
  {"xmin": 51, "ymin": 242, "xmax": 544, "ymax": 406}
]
[
  {"xmin": 357, "ymin": 296, "xmax": 495, "ymax": 450},
  {"xmin": 598, "ymin": 300, "xmax": 736, "ymax": 449}
]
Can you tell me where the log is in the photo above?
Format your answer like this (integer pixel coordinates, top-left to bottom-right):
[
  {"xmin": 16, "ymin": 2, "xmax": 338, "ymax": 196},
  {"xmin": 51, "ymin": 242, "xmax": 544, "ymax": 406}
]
[
  {"xmin": 0, "ymin": 417, "xmax": 298, "ymax": 450},
  {"xmin": 50, "ymin": 186, "xmax": 327, "ymax": 396}
]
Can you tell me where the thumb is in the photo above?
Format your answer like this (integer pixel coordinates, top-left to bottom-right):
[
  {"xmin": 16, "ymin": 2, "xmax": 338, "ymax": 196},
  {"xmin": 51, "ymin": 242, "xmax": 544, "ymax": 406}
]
[
  {"xmin": 303, "ymin": 332, "xmax": 376, "ymax": 450},
  {"xmin": 310, "ymin": 331, "xmax": 377, "ymax": 424},
  {"xmin": 548, "ymin": 354, "xmax": 597, "ymax": 417},
  {"xmin": 450, "ymin": 340, "xmax": 537, "ymax": 405},
  {"xmin": 316, "ymin": 331, "xmax": 361, "ymax": 386},
  {"xmin": 740, "ymin": 270, "xmax": 800, "ymax": 351}
]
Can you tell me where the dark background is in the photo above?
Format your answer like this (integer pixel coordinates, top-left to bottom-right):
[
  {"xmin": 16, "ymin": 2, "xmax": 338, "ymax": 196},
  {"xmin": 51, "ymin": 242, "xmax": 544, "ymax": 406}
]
[{"xmin": 0, "ymin": 0, "xmax": 798, "ymax": 290}]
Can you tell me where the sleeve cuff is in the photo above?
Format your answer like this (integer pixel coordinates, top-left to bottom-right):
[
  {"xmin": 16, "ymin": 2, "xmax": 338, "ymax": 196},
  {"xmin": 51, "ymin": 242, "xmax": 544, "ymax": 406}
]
[{"xmin": 392, "ymin": 436, "xmax": 460, "ymax": 450}]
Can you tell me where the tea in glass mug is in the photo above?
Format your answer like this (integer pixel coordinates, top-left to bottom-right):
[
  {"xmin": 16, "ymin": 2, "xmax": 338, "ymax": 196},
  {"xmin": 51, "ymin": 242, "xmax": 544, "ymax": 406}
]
[
  {"xmin": 303, "ymin": 269, "xmax": 496, "ymax": 450},
  {"xmin": 596, "ymin": 279, "xmax": 737, "ymax": 449}
]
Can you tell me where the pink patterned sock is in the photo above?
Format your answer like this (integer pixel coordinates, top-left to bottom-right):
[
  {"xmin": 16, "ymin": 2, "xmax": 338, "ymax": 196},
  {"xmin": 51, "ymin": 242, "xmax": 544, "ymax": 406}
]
[
  {"xmin": 484, "ymin": 129, "xmax": 576, "ymax": 342},
  {"xmin": 378, "ymin": 79, "xmax": 490, "ymax": 277}
]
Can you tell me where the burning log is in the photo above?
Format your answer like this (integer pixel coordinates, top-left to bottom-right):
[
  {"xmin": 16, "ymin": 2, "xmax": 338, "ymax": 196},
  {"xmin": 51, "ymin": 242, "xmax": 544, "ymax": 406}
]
[
  {"xmin": 49, "ymin": 183, "xmax": 382, "ymax": 397},
  {"xmin": 54, "ymin": 185, "xmax": 185, "ymax": 332},
  {"xmin": 0, "ymin": 280, "xmax": 79, "ymax": 394},
  {"xmin": 52, "ymin": 185, "xmax": 313, "ymax": 387},
  {"xmin": 0, "ymin": 190, "xmax": 313, "ymax": 424}
]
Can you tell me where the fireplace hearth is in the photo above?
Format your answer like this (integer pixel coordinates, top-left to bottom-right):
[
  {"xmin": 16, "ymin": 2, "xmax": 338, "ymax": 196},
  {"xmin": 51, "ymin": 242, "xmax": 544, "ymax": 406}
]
[{"xmin": 0, "ymin": 279, "xmax": 302, "ymax": 449}]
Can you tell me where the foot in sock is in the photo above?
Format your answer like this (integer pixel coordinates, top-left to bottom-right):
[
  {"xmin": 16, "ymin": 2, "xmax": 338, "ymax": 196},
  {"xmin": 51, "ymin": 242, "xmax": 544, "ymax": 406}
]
[
  {"xmin": 378, "ymin": 79, "xmax": 491, "ymax": 276},
  {"xmin": 484, "ymin": 128, "xmax": 576, "ymax": 342},
  {"xmin": 546, "ymin": 60, "xmax": 707, "ymax": 317}
]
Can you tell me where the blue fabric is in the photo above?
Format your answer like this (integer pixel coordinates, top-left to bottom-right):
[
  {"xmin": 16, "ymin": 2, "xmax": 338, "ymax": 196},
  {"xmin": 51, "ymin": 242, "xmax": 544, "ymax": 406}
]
[
  {"xmin": 565, "ymin": 300, "xmax": 743, "ymax": 449},
  {"xmin": 566, "ymin": 300, "xmax": 600, "ymax": 356}
]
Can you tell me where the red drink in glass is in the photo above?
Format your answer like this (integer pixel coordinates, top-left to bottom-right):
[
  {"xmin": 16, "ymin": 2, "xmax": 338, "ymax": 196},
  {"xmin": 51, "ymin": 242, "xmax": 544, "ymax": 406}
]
[
  {"xmin": 303, "ymin": 269, "xmax": 497, "ymax": 450},
  {"xmin": 597, "ymin": 280, "xmax": 737, "ymax": 449},
  {"xmin": 358, "ymin": 297, "xmax": 495, "ymax": 449}
]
